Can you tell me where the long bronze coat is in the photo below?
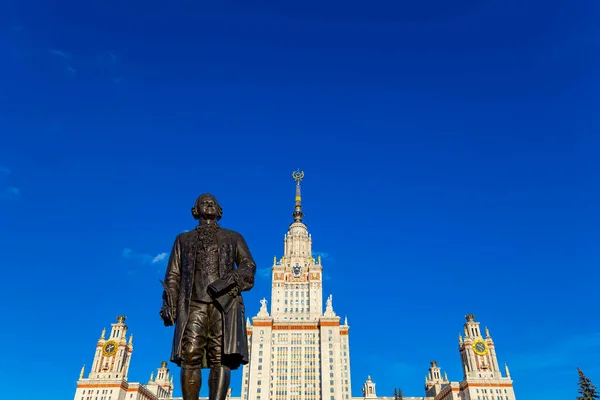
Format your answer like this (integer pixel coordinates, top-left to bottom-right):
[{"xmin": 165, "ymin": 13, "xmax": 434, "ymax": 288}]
[{"xmin": 161, "ymin": 227, "xmax": 256, "ymax": 370}]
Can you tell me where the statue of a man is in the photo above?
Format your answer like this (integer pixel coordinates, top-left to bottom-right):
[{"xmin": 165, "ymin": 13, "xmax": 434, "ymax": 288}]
[{"xmin": 160, "ymin": 193, "xmax": 256, "ymax": 400}]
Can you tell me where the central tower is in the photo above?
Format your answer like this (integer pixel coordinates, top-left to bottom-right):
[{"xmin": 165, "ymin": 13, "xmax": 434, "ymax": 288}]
[
  {"xmin": 270, "ymin": 170, "xmax": 324, "ymax": 321},
  {"xmin": 241, "ymin": 171, "xmax": 352, "ymax": 400}
]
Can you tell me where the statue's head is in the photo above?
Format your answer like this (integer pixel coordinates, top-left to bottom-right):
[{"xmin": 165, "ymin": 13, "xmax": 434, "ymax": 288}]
[{"xmin": 191, "ymin": 193, "xmax": 223, "ymax": 221}]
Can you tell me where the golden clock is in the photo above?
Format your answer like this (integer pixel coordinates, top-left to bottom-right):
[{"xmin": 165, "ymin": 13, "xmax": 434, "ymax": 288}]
[
  {"xmin": 472, "ymin": 339, "xmax": 488, "ymax": 356},
  {"xmin": 102, "ymin": 340, "xmax": 117, "ymax": 357}
]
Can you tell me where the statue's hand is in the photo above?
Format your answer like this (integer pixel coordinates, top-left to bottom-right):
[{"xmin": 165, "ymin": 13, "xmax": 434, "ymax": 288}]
[{"xmin": 159, "ymin": 306, "xmax": 175, "ymax": 327}]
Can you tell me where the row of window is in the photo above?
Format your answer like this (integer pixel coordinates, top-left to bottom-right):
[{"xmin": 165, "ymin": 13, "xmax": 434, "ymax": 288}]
[
  {"xmin": 284, "ymin": 299, "xmax": 311, "ymax": 305},
  {"xmin": 82, "ymin": 390, "xmax": 114, "ymax": 395},
  {"xmin": 476, "ymin": 388, "xmax": 509, "ymax": 394}
]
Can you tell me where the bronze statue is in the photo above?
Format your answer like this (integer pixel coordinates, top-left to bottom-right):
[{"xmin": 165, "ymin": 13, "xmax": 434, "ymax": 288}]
[{"xmin": 160, "ymin": 194, "xmax": 256, "ymax": 400}]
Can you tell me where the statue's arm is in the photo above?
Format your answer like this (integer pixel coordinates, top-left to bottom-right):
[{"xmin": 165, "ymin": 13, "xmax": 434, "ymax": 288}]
[
  {"xmin": 207, "ymin": 233, "xmax": 256, "ymax": 299},
  {"xmin": 162, "ymin": 237, "xmax": 182, "ymax": 309},
  {"xmin": 232, "ymin": 233, "xmax": 256, "ymax": 293}
]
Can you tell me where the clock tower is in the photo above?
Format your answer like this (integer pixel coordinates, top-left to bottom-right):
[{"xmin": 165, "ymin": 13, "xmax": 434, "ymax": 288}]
[
  {"xmin": 90, "ymin": 315, "xmax": 133, "ymax": 380},
  {"xmin": 74, "ymin": 316, "xmax": 175, "ymax": 400},
  {"xmin": 458, "ymin": 314, "xmax": 516, "ymax": 400},
  {"xmin": 459, "ymin": 314, "xmax": 500, "ymax": 380}
]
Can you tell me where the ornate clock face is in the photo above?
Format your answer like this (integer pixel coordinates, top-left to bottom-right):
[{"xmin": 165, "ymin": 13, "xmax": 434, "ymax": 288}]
[
  {"xmin": 102, "ymin": 340, "xmax": 117, "ymax": 357},
  {"xmin": 292, "ymin": 264, "xmax": 301, "ymax": 277},
  {"xmin": 472, "ymin": 339, "xmax": 488, "ymax": 356}
]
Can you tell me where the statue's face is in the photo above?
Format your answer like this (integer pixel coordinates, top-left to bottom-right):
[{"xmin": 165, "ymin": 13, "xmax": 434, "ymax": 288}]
[{"xmin": 198, "ymin": 196, "xmax": 219, "ymax": 219}]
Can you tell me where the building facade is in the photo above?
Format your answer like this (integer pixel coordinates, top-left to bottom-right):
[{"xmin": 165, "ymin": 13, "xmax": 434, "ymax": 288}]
[
  {"xmin": 240, "ymin": 170, "xmax": 352, "ymax": 400},
  {"xmin": 74, "ymin": 316, "xmax": 175, "ymax": 400},
  {"xmin": 74, "ymin": 172, "xmax": 517, "ymax": 400}
]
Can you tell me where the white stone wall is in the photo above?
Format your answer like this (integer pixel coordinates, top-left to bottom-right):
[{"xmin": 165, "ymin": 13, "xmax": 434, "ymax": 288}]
[{"xmin": 243, "ymin": 203, "xmax": 352, "ymax": 400}]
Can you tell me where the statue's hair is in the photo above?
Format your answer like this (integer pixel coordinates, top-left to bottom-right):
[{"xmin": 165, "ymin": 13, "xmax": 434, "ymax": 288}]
[{"xmin": 191, "ymin": 193, "xmax": 223, "ymax": 221}]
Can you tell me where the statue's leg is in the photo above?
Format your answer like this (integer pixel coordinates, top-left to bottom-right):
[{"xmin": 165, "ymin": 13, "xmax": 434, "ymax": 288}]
[
  {"xmin": 208, "ymin": 366, "xmax": 230, "ymax": 400},
  {"xmin": 181, "ymin": 365, "xmax": 202, "ymax": 400},
  {"xmin": 207, "ymin": 303, "xmax": 230, "ymax": 400},
  {"xmin": 180, "ymin": 303, "xmax": 210, "ymax": 400}
]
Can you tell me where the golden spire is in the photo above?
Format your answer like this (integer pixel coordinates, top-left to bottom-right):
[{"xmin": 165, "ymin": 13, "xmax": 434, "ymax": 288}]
[
  {"xmin": 292, "ymin": 169, "xmax": 305, "ymax": 222},
  {"xmin": 79, "ymin": 365, "xmax": 85, "ymax": 379}
]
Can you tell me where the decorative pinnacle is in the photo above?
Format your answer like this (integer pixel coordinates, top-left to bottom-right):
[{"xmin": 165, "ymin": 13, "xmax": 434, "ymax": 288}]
[{"xmin": 292, "ymin": 169, "xmax": 305, "ymax": 222}]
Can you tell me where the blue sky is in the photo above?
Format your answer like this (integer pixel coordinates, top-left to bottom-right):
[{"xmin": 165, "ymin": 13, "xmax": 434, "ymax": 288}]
[{"xmin": 0, "ymin": 1, "xmax": 599, "ymax": 399}]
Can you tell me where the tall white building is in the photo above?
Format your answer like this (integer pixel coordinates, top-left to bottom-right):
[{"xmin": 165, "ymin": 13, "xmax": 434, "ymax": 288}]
[
  {"xmin": 241, "ymin": 170, "xmax": 352, "ymax": 400},
  {"xmin": 73, "ymin": 171, "xmax": 517, "ymax": 400},
  {"xmin": 74, "ymin": 316, "xmax": 175, "ymax": 400}
]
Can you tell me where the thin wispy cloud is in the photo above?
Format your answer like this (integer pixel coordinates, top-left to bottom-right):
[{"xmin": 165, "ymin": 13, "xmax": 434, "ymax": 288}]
[
  {"xmin": 314, "ymin": 250, "xmax": 336, "ymax": 263},
  {"xmin": 152, "ymin": 252, "xmax": 168, "ymax": 264},
  {"xmin": 97, "ymin": 51, "xmax": 125, "ymax": 83},
  {"xmin": 46, "ymin": 48, "xmax": 77, "ymax": 76},
  {"xmin": 66, "ymin": 65, "xmax": 76, "ymax": 75},
  {"xmin": 0, "ymin": 166, "xmax": 19, "ymax": 199},
  {"xmin": 98, "ymin": 51, "xmax": 117, "ymax": 67},
  {"xmin": 313, "ymin": 251, "xmax": 334, "ymax": 280},
  {"xmin": 122, "ymin": 248, "xmax": 169, "ymax": 265},
  {"xmin": 6, "ymin": 29, "xmax": 121, "ymax": 82},
  {"xmin": 257, "ymin": 267, "xmax": 272, "ymax": 279},
  {"xmin": 47, "ymin": 48, "xmax": 70, "ymax": 58}
]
